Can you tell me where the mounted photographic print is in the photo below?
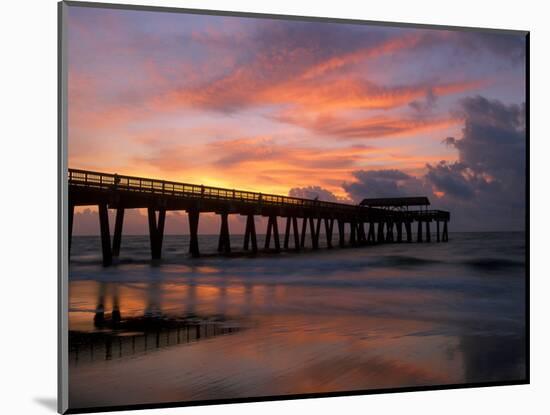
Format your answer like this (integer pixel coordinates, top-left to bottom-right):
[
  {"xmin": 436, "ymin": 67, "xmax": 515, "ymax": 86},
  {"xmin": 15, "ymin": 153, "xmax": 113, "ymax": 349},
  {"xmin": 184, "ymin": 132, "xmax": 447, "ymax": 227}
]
[{"xmin": 58, "ymin": 1, "xmax": 529, "ymax": 413}]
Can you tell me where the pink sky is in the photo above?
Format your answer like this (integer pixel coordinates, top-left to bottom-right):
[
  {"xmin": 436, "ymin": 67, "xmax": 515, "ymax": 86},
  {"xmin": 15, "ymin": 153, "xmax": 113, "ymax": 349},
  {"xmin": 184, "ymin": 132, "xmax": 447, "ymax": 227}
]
[{"xmin": 67, "ymin": 6, "xmax": 526, "ymax": 233}]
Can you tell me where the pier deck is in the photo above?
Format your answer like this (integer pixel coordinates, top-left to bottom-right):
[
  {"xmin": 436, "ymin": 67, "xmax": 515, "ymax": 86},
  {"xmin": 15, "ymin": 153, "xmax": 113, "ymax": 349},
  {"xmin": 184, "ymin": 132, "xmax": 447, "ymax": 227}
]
[{"xmin": 68, "ymin": 169, "xmax": 450, "ymax": 265}]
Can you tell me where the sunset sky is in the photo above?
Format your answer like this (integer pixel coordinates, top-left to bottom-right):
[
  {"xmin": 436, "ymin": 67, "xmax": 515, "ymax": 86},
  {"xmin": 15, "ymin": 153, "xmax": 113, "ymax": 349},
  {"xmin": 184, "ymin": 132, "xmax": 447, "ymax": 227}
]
[{"xmin": 67, "ymin": 5, "xmax": 526, "ymax": 233}]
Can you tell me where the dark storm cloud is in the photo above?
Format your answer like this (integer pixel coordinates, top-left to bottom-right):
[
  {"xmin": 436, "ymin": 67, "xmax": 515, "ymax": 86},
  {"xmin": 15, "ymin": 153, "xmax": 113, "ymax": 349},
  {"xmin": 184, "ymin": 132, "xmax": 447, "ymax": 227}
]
[
  {"xmin": 447, "ymin": 96, "xmax": 526, "ymax": 176},
  {"xmin": 424, "ymin": 161, "xmax": 478, "ymax": 200},
  {"xmin": 342, "ymin": 169, "xmax": 429, "ymax": 201},
  {"xmin": 426, "ymin": 95, "xmax": 525, "ymax": 202},
  {"xmin": 341, "ymin": 96, "xmax": 526, "ymax": 231}
]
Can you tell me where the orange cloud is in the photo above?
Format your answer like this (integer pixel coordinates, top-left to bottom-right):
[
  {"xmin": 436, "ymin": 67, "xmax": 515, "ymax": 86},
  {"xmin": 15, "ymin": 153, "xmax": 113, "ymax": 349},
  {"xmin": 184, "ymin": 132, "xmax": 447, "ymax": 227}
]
[
  {"xmin": 151, "ymin": 72, "xmax": 484, "ymax": 116},
  {"xmin": 275, "ymin": 110, "xmax": 460, "ymax": 140},
  {"xmin": 271, "ymin": 78, "xmax": 483, "ymax": 113}
]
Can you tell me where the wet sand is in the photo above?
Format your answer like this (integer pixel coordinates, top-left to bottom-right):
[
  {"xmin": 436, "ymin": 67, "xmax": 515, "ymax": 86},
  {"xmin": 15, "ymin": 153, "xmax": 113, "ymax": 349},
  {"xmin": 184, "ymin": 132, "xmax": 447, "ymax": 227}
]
[{"xmin": 68, "ymin": 232, "xmax": 526, "ymax": 410}]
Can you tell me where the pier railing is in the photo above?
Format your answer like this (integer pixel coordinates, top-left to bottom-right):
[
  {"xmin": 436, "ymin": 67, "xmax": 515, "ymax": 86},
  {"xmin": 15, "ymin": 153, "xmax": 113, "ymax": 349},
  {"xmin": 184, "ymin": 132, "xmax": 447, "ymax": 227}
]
[
  {"xmin": 68, "ymin": 168, "xmax": 360, "ymax": 212},
  {"xmin": 68, "ymin": 169, "xmax": 450, "ymax": 221}
]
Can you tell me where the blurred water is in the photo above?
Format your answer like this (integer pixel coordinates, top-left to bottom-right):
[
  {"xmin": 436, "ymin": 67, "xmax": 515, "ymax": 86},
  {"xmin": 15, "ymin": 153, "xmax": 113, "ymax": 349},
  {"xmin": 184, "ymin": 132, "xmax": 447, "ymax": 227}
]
[{"xmin": 68, "ymin": 232, "xmax": 526, "ymax": 410}]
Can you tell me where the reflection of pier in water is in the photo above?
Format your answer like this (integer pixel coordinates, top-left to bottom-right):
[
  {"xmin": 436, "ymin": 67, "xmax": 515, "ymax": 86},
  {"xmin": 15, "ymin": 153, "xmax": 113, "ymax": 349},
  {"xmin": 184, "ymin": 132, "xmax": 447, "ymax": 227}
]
[
  {"xmin": 69, "ymin": 281, "xmax": 245, "ymax": 366},
  {"xmin": 69, "ymin": 320, "xmax": 241, "ymax": 366}
]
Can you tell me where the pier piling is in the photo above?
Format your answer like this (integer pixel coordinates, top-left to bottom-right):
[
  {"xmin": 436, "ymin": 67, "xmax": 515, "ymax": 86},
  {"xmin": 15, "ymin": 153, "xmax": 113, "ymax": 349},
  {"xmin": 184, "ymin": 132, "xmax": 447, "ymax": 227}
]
[
  {"xmin": 338, "ymin": 219, "xmax": 345, "ymax": 247},
  {"xmin": 442, "ymin": 220, "xmax": 449, "ymax": 242},
  {"xmin": 148, "ymin": 207, "xmax": 166, "ymax": 260},
  {"xmin": 426, "ymin": 220, "xmax": 431, "ymax": 243},
  {"xmin": 324, "ymin": 218, "xmax": 334, "ymax": 248},
  {"xmin": 284, "ymin": 216, "xmax": 301, "ymax": 250},
  {"xmin": 284, "ymin": 217, "xmax": 291, "ymax": 249},
  {"xmin": 217, "ymin": 212, "xmax": 231, "ymax": 254},
  {"xmin": 349, "ymin": 220, "xmax": 357, "ymax": 246},
  {"xmin": 98, "ymin": 203, "xmax": 112, "ymax": 266},
  {"xmin": 377, "ymin": 221, "xmax": 385, "ymax": 243},
  {"xmin": 112, "ymin": 207, "xmax": 124, "ymax": 257},
  {"xmin": 265, "ymin": 215, "xmax": 280, "ymax": 251},
  {"xmin": 188, "ymin": 209, "xmax": 200, "ymax": 258},
  {"xmin": 243, "ymin": 214, "xmax": 258, "ymax": 253},
  {"xmin": 300, "ymin": 217, "xmax": 308, "ymax": 248},
  {"xmin": 367, "ymin": 222, "xmax": 375, "ymax": 244},
  {"xmin": 396, "ymin": 222, "xmax": 403, "ymax": 243},
  {"xmin": 386, "ymin": 221, "xmax": 394, "ymax": 242}
]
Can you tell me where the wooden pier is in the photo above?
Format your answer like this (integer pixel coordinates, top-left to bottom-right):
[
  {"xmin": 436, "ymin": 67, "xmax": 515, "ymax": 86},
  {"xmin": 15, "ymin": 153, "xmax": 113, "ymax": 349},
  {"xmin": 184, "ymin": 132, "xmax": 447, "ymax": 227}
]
[{"xmin": 68, "ymin": 169, "xmax": 450, "ymax": 265}]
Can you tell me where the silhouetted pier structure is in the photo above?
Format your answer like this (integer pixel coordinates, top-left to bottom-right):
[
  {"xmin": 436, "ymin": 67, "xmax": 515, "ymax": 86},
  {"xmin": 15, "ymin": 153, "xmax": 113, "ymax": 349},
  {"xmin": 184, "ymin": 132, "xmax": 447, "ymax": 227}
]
[{"xmin": 68, "ymin": 169, "xmax": 450, "ymax": 265}]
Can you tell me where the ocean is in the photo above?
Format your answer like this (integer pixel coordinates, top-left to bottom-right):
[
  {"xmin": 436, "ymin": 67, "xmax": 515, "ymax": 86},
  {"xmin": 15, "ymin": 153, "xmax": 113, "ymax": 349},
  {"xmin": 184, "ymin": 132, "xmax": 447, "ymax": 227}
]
[{"xmin": 67, "ymin": 232, "xmax": 526, "ymax": 410}]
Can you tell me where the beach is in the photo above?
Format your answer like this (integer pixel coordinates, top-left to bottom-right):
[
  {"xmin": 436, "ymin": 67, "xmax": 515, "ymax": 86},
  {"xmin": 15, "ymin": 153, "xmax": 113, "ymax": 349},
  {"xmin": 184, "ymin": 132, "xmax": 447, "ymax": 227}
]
[{"xmin": 68, "ymin": 232, "xmax": 526, "ymax": 410}]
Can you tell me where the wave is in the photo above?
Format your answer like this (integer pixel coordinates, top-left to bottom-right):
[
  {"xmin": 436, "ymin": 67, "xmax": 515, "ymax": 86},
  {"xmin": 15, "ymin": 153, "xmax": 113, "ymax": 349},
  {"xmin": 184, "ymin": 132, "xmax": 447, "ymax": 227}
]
[
  {"xmin": 462, "ymin": 258, "xmax": 525, "ymax": 271},
  {"xmin": 372, "ymin": 255, "xmax": 443, "ymax": 267}
]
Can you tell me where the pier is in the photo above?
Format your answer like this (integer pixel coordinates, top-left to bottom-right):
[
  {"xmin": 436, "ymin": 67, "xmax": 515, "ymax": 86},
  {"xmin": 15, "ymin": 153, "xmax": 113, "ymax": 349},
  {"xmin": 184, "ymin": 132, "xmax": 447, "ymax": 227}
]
[{"xmin": 68, "ymin": 169, "xmax": 450, "ymax": 265}]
